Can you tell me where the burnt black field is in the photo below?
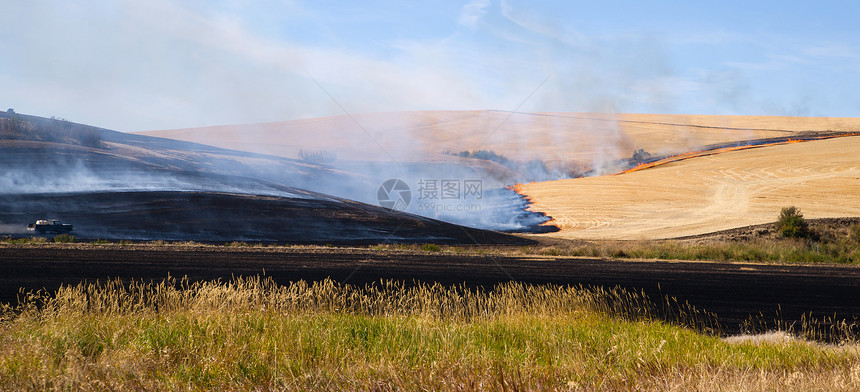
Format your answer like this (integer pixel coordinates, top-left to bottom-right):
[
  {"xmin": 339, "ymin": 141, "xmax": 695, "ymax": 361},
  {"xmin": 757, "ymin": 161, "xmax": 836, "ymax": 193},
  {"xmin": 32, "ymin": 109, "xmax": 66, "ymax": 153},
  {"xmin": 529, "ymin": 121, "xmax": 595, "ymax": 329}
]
[
  {"xmin": 0, "ymin": 112, "xmax": 552, "ymax": 241},
  {"xmin": 2, "ymin": 245, "xmax": 860, "ymax": 340},
  {"xmin": 0, "ymin": 190, "xmax": 533, "ymax": 244}
]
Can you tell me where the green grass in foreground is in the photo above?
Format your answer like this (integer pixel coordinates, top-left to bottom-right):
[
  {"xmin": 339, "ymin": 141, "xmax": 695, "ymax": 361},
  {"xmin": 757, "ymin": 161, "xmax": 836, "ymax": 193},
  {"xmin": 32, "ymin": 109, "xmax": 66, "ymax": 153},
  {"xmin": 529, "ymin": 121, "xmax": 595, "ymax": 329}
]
[{"xmin": 1, "ymin": 277, "xmax": 859, "ymax": 391}]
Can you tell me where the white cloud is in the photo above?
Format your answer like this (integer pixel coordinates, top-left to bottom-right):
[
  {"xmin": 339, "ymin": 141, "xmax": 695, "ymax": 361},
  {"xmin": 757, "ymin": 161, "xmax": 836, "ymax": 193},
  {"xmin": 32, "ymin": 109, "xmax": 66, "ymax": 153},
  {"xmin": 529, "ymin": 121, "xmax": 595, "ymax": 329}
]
[
  {"xmin": 0, "ymin": 0, "xmax": 495, "ymax": 131},
  {"xmin": 498, "ymin": 0, "xmax": 587, "ymax": 48},
  {"xmin": 458, "ymin": 0, "xmax": 492, "ymax": 28},
  {"xmin": 802, "ymin": 43, "xmax": 860, "ymax": 60},
  {"xmin": 3, "ymin": 0, "xmax": 856, "ymax": 130}
]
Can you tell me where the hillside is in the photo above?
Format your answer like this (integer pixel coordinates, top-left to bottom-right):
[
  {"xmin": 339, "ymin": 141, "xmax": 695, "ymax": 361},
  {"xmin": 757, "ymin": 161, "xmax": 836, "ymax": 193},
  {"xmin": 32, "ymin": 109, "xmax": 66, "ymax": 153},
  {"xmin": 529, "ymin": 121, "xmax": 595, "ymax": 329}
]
[
  {"xmin": 138, "ymin": 110, "xmax": 860, "ymax": 239},
  {"xmin": 139, "ymin": 111, "xmax": 860, "ymax": 164},
  {"xmin": 520, "ymin": 135, "xmax": 860, "ymax": 239},
  {"xmin": 0, "ymin": 112, "xmax": 532, "ymax": 243}
]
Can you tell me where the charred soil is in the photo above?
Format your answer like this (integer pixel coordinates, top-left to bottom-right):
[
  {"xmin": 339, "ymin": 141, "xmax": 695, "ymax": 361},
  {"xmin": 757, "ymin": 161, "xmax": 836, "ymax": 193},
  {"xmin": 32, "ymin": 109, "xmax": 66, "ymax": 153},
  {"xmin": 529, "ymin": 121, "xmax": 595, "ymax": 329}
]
[{"xmin": 2, "ymin": 244, "xmax": 860, "ymax": 338}]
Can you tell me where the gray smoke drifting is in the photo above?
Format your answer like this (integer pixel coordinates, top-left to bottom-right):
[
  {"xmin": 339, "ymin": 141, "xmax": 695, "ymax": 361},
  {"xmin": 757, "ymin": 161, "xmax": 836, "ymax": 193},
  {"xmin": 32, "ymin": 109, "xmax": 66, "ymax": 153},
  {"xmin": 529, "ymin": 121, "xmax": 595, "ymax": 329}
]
[
  {"xmin": 5, "ymin": 1, "xmax": 795, "ymax": 234},
  {"xmin": 140, "ymin": 110, "xmax": 566, "ymax": 231},
  {"xmin": 0, "ymin": 224, "xmax": 26, "ymax": 235},
  {"xmin": 132, "ymin": 107, "xmax": 662, "ymax": 231},
  {"xmin": 0, "ymin": 0, "xmax": 765, "ymax": 133}
]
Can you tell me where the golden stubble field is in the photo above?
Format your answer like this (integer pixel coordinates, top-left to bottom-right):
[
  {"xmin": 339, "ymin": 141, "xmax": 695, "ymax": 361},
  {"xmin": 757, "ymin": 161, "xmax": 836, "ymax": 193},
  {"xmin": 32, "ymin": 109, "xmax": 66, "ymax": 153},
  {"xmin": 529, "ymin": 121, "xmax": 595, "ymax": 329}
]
[
  {"xmin": 141, "ymin": 111, "xmax": 860, "ymax": 163},
  {"xmin": 522, "ymin": 136, "xmax": 860, "ymax": 239}
]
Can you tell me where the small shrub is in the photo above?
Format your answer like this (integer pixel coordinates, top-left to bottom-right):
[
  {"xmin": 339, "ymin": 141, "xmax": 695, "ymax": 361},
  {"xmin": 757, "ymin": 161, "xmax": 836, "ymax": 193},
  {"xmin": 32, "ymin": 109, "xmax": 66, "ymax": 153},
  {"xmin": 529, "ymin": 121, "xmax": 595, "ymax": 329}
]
[
  {"xmin": 174, "ymin": 241, "xmax": 200, "ymax": 246},
  {"xmin": 777, "ymin": 206, "xmax": 811, "ymax": 239},
  {"xmin": 226, "ymin": 241, "xmax": 249, "ymax": 247},
  {"xmin": 421, "ymin": 243, "xmax": 441, "ymax": 252},
  {"xmin": 298, "ymin": 149, "xmax": 336, "ymax": 164},
  {"xmin": 24, "ymin": 237, "xmax": 48, "ymax": 244},
  {"xmin": 539, "ymin": 247, "xmax": 562, "ymax": 256},
  {"xmin": 53, "ymin": 234, "xmax": 76, "ymax": 243},
  {"xmin": 632, "ymin": 148, "xmax": 652, "ymax": 162},
  {"xmin": 77, "ymin": 129, "xmax": 103, "ymax": 148}
]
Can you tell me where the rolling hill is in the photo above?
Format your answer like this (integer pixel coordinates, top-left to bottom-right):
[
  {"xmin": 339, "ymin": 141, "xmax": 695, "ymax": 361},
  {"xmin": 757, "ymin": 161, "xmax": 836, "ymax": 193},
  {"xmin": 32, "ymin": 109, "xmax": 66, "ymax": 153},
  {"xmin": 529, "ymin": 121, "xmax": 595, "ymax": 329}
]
[
  {"xmin": 141, "ymin": 111, "xmax": 859, "ymax": 164},
  {"xmin": 0, "ymin": 112, "xmax": 531, "ymax": 244},
  {"xmin": 140, "ymin": 110, "xmax": 860, "ymax": 240}
]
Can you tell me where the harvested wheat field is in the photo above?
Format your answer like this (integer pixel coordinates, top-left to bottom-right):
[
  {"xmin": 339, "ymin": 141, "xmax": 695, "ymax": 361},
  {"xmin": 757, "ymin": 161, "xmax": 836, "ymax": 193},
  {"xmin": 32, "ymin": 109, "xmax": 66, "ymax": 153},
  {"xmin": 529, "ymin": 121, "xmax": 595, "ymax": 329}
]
[
  {"xmin": 521, "ymin": 135, "xmax": 860, "ymax": 240},
  {"xmin": 141, "ymin": 111, "xmax": 859, "ymax": 163}
]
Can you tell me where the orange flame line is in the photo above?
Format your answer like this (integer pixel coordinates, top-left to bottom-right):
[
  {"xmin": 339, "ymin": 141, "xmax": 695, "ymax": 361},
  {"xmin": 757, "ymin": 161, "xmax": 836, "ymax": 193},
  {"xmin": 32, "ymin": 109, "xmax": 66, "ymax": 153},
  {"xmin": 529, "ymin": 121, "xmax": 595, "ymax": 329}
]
[
  {"xmin": 506, "ymin": 182, "xmax": 560, "ymax": 230},
  {"xmin": 616, "ymin": 133, "xmax": 860, "ymax": 176}
]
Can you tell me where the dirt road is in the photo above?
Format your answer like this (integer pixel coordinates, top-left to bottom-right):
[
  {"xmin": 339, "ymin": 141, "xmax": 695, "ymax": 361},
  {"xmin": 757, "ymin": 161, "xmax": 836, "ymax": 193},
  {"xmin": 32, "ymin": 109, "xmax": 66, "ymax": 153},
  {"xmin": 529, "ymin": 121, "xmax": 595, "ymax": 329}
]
[{"xmin": 2, "ymin": 245, "xmax": 859, "ymax": 336}]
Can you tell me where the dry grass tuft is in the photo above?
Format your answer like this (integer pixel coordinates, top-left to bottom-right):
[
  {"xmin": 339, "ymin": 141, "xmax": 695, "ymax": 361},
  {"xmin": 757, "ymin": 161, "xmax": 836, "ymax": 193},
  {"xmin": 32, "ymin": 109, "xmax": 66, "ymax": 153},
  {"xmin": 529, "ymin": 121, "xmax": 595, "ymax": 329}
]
[{"xmin": 1, "ymin": 276, "xmax": 859, "ymax": 390}]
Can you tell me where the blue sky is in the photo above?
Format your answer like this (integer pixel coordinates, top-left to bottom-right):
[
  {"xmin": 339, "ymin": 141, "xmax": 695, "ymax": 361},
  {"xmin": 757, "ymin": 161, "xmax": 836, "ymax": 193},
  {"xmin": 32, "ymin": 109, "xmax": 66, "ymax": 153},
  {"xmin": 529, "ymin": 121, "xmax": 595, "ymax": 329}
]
[{"xmin": 2, "ymin": 0, "xmax": 859, "ymax": 131}]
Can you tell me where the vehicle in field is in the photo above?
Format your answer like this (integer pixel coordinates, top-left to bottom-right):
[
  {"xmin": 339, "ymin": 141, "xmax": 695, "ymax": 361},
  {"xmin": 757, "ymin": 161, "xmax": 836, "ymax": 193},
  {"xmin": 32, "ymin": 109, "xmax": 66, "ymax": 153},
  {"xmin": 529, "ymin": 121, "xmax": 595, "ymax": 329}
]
[{"xmin": 27, "ymin": 219, "xmax": 73, "ymax": 234}]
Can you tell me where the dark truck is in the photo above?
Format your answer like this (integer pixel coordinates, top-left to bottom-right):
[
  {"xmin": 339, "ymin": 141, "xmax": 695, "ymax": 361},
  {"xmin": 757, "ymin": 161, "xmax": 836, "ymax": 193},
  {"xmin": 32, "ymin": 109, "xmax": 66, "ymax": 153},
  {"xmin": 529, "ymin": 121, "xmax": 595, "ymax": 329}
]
[{"xmin": 27, "ymin": 219, "xmax": 73, "ymax": 234}]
